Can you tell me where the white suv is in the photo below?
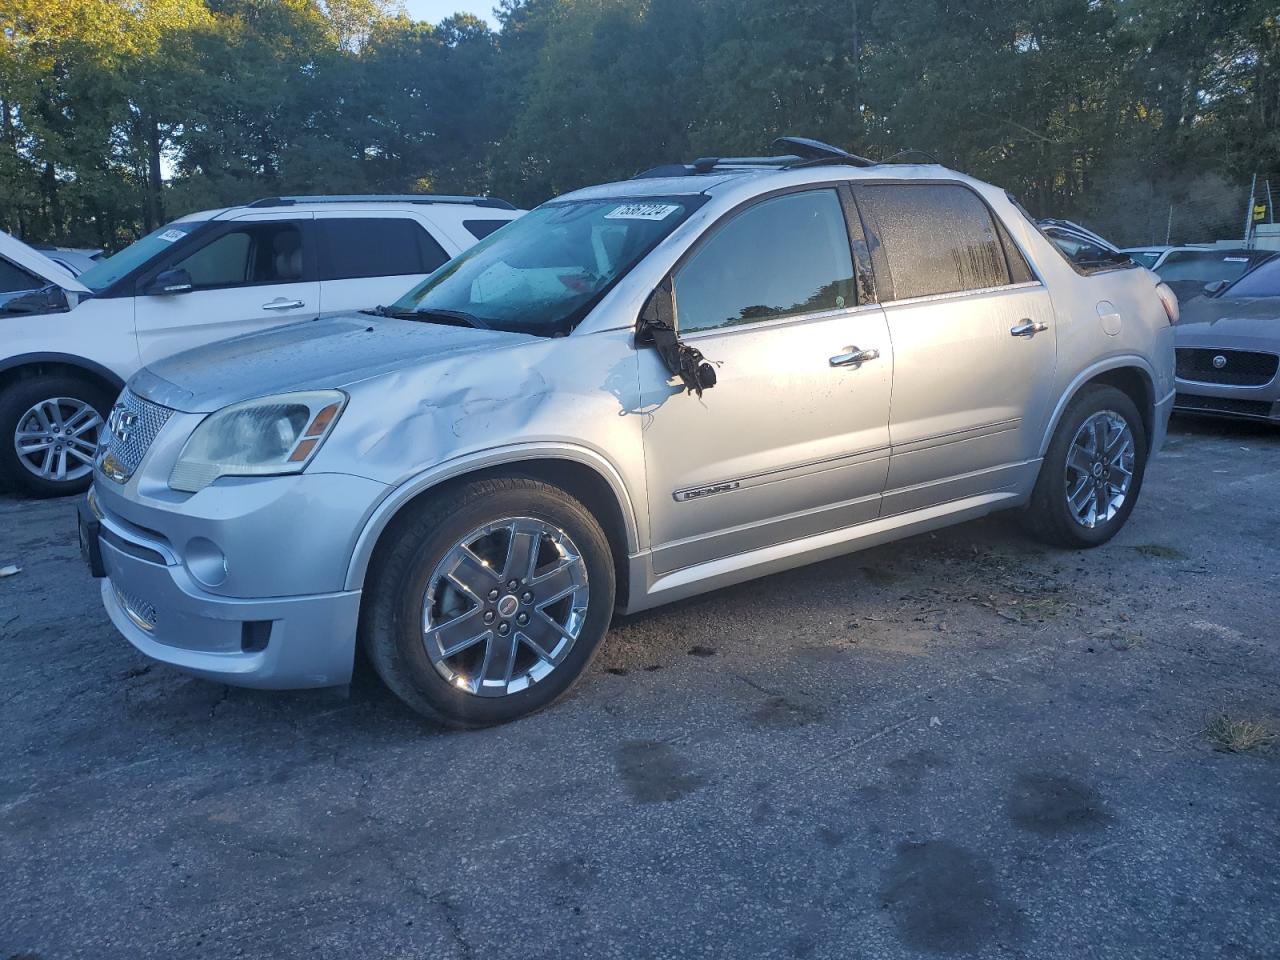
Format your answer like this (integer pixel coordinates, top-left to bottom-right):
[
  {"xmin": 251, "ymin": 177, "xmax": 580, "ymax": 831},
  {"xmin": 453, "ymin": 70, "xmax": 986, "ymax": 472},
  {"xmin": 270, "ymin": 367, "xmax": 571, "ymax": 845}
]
[{"xmin": 0, "ymin": 195, "xmax": 521, "ymax": 496}]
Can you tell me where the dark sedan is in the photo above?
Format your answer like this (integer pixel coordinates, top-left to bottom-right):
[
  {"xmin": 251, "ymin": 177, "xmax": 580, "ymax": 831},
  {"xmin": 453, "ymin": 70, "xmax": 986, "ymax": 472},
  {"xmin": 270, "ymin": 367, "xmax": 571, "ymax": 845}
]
[
  {"xmin": 1157, "ymin": 248, "xmax": 1275, "ymax": 303},
  {"xmin": 1174, "ymin": 257, "xmax": 1280, "ymax": 423}
]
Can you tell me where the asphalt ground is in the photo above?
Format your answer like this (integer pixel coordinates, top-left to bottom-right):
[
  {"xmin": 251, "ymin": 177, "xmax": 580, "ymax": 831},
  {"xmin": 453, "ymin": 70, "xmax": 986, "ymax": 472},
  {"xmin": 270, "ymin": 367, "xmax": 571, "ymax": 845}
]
[{"xmin": 2, "ymin": 415, "xmax": 1277, "ymax": 959}]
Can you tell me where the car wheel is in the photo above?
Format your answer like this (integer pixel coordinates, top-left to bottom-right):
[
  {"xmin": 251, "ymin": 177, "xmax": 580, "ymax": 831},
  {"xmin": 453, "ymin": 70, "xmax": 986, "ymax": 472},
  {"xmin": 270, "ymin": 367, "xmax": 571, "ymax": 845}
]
[
  {"xmin": 361, "ymin": 476, "xmax": 616, "ymax": 728},
  {"xmin": 0, "ymin": 376, "xmax": 112, "ymax": 498},
  {"xmin": 1022, "ymin": 384, "xmax": 1148, "ymax": 548}
]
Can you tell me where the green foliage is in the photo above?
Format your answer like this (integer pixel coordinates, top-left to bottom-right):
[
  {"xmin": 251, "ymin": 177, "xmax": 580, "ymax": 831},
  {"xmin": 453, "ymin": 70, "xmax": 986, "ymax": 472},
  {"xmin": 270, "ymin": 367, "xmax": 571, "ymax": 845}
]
[{"xmin": 0, "ymin": 0, "xmax": 1276, "ymax": 248}]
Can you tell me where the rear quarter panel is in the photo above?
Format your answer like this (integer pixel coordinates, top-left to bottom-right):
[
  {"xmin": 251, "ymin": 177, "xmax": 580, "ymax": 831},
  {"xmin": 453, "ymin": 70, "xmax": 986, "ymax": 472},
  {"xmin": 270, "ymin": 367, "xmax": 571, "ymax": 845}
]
[{"xmin": 995, "ymin": 200, "xmax": 1175, "ymax": 451}]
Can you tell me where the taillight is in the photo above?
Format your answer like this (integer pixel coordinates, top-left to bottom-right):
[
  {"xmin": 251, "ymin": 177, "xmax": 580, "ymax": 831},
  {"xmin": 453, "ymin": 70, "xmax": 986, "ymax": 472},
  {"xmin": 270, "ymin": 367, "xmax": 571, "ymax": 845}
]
[{"xmin": 1155, "ymin": 282, "xmax": 1179, "ymax": 325}]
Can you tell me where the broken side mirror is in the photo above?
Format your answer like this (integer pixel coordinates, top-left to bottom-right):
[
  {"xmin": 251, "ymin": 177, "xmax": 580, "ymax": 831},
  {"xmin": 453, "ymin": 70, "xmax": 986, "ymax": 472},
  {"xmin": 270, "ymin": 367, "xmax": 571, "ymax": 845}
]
[
  {"xmin": 636, "ymin": 280, "xmax": 674, "ymax": 345},
  {"xmin": 636, "ymin": 278, "xmax": 717, "ymax": 397}
]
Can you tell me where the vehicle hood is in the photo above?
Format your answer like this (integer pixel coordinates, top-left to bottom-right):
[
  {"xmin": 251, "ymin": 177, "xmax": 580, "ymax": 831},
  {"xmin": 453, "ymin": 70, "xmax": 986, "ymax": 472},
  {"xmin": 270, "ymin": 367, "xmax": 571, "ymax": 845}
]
[
  {"xmin": 1175, "ymin": 295, "xmax": 1280, "ymax": 351},
  {"xmin": 130, "ymin": 313, "xmax": 541, "ymax": 413},
  {"xmin": 0, "ymin": 230, "xmax": 90, "ymax": 294}
]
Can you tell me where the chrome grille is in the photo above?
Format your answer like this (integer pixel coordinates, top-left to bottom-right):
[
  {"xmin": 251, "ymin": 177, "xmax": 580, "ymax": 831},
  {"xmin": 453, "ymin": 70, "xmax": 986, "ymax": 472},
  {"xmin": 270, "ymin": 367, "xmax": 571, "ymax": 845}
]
[{"xmin": 97, "ymin": 390, "xmax": 173, "ymax": 481}]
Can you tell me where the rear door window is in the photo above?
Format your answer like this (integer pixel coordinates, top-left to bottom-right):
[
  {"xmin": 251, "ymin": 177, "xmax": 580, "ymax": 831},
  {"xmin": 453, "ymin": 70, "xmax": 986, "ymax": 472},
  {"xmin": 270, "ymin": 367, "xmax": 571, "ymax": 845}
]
[
  {"xmin": 854, "ymin": 183, "xmax": 1011, "ymax": 300},
  {"xmin": 317, "ymin": 218, "xmax": 449, "ymax": 280},
  {"xmin": 674, "ymin": 189, "xmax": 856, "ymax": 333}
]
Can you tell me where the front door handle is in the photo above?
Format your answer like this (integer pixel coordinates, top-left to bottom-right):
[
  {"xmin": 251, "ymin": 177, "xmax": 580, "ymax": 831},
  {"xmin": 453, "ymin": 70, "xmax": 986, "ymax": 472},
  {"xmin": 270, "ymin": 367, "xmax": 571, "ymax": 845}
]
[
  {"xmin": 830, "ymin": 346, "xmax": 880, "ymax": 368},
  {"xmin": 262, "ymin": 298, "xmax": 305, "ymax": 311},
  {"xmin": 1010, "ymin": 319, "xmax": 1049, "ymax": 338}
]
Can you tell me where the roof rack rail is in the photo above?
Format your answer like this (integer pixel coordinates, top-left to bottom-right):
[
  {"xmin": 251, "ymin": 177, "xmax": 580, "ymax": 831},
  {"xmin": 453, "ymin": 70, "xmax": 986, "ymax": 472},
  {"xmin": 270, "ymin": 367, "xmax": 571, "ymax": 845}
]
[
  {"xmin": 773, "ymin": 137, "xmax": 877, "ymax": 168},
  {"xmin": 632, "ymin": 137, "xmax": 878, "ymax": 180},
  {"xmin": 244, "ymin": 194, "xmax": 517, "ymax": 210}
]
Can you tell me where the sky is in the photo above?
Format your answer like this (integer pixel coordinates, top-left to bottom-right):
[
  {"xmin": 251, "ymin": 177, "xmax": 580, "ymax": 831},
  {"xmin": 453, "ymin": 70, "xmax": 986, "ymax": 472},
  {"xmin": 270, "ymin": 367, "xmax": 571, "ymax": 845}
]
[{"xmin": 401, "ymin": 0, "xmax": 498, "ymax": 27}]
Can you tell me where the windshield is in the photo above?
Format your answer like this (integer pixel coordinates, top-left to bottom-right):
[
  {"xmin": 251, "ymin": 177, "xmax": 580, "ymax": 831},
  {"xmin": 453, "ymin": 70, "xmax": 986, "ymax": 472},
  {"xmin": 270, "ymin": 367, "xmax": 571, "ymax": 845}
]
[
  {"xmin": 76, "ymin": 221, "xmax": 201, "ymax": 292},
  {"xmin": 391, "ymin": 196, "xmax": 703, "ymax": 335},
  {"xmin": 1156, "ymin": 251, "xmax": 1256, "ymax": 284},
  {"xmin": 1220, "ymin": 257, "xmax": 1280, "ymax": 298}
]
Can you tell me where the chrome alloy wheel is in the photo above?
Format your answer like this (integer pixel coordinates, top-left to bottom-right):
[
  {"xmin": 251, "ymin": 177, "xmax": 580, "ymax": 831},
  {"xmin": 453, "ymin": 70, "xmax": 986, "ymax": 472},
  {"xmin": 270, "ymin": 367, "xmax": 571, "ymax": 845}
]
[
  {"xmin": 1064, "ymin": 410, "xmax": 1135, "ymax": 529},
  {"xmin": 422, "ymin": 517, "xmax": 590, "ymax": 697},
  {"xmin": 14, "ymin": 397, "xmax": 103, "ymax": 482}
]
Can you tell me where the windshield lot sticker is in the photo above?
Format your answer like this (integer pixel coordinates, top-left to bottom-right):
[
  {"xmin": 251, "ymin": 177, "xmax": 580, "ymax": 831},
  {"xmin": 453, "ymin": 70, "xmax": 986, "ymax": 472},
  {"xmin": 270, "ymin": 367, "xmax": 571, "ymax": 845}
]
[
  {"xmin": 158, "ymin": 229, "xmax": 186, "ymax": 242},
  {"xmin": 605, "ymin": 203, "xmax": 680, "ymax": 221}
]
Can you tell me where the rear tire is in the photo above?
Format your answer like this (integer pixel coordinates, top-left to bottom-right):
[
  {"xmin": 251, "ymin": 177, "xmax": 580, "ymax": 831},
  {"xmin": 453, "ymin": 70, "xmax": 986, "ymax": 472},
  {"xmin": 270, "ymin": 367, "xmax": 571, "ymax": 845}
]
[
  {"xmin": 1021, "ymin": 384, "xmax": 1148, "ymax": 548},
  {"xmin": 0, "ymin": 376, "xmax": 112, "ymax": 498},
  {"xmin": 361, "ymin": 476, "xmax": 616, "ymax": 728}
]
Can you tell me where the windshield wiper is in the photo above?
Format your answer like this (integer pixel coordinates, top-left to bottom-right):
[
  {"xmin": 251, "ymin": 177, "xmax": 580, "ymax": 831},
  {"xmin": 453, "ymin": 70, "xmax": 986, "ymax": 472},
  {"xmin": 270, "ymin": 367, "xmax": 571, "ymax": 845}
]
[
  {"xmin": 413, "ymin": 308, "xmax": 490, "ymax": 330},
  {"xmin": 361, "ymin": 304, "xmax": 417, "ymax": 319},
  {"xmin": 361, "ymin": 304, "xmax": 489, "ymax": 329}
]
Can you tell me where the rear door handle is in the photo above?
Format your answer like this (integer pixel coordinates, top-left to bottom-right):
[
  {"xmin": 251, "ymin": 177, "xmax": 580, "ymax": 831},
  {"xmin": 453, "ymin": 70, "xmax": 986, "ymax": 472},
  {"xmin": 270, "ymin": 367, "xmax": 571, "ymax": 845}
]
[
  {"xmin": 1010, "ymin": 320, "xmax": 1049, "ymax": 338},
  {"xmin": 830, "ymin": 346, "xmax": 880, "ymax": 367},
  {"xmin": 262, "ymin": 298, "xmax": 305, "ymax": 311}
]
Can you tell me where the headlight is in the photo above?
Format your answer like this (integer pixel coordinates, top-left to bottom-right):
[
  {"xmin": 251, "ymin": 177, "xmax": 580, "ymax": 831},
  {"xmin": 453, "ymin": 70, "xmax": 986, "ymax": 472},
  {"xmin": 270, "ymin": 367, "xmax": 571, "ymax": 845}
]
[{"xmin": 169, "ymin": 390, "xmax": 346, "ymax": 492}]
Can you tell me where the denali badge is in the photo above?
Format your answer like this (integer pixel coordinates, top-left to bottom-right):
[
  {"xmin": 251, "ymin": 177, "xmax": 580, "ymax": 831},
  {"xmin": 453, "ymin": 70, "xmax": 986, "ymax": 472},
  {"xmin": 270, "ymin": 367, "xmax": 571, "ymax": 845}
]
[
  {"xmin": 1212, "ymin": 355, "xmax": 1228, "ymax": 369},
  {"xmin": 107, "ymin": 404, "xmax": 137, "ymax": 443},
  {"xmin": 673, "ymin": 481, "xmax": 741, "ymax": 502}
]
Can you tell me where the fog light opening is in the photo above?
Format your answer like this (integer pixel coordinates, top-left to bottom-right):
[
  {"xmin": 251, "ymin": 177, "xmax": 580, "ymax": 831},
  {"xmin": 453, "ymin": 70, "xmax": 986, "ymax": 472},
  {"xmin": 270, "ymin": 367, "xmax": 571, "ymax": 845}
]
[{"xmin": 241, "ymin": 620, "xmax": 273, "ymax": 653}]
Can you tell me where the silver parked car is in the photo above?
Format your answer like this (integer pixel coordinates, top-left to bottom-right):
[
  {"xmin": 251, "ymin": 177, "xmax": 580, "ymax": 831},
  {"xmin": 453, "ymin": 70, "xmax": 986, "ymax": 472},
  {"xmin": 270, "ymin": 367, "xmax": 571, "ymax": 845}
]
[
  {"xmin": 81, "ymin": 139, "xmax": 1178, "ymax": 727},
  {"xmin": 1174, "ymin": 255, "xmax": 1280, "ymax": 422}
]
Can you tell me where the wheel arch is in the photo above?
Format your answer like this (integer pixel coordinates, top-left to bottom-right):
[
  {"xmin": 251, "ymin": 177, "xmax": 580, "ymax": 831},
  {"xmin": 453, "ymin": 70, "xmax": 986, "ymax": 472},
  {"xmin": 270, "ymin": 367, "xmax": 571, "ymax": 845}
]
[
  {"xmin": 1039, "ymin": 358, "xmax": 1156, "ymax": 456},
  {"xmin": 347, "ymin": 445, "xmax": 641, "ymax": 608},
  {"xmin": 0, "ymin": 353, "xmax": 125, "ymax": 401}
]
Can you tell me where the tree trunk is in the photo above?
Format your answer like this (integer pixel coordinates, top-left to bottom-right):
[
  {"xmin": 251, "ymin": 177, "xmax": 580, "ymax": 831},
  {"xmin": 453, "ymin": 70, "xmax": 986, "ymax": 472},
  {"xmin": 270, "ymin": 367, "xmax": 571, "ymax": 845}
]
[
  {"xmin": 147, "ymin": 115, "xmax": 165, "ymax": 228},
  {"xmin": 42, "ymin": 161, "xmax": 60, "ymax": 242}
]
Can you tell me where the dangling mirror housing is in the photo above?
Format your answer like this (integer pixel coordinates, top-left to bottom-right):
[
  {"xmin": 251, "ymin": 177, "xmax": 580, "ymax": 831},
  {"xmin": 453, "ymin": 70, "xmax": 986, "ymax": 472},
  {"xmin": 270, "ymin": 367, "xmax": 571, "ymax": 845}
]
[{"xmin": 636, "ymin": 278, "xmax": 718, "ymax": 397}]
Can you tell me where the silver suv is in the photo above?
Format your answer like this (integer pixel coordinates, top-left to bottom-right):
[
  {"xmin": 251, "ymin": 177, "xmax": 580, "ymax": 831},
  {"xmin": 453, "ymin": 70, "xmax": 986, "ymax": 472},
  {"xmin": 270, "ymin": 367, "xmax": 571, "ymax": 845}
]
[{"xmin": 81, "ymin": 140, "xmax": 1178, "ymax": 727}]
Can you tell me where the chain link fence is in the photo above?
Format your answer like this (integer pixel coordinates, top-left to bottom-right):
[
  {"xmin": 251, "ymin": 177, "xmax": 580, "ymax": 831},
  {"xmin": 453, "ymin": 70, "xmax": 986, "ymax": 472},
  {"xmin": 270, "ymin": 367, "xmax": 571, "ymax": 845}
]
[{"xmin": 1071, "ymin": 170, "xmax": 1280, "ymax": 252}]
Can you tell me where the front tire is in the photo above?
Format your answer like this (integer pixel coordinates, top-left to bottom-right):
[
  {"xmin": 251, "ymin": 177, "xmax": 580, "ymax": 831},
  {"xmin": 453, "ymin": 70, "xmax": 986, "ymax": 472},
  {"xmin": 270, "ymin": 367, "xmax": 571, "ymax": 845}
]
[
  {"xmin": 0, "ymin": 376, "xmax": 112, "ymax": 498},
  {"xmin": 361, "ymin": 477, "xmax": 616, "ymax": 728},
  {"xmin": 1022, "ymin": 384, "xmax": 1148, "ymax": 548}
]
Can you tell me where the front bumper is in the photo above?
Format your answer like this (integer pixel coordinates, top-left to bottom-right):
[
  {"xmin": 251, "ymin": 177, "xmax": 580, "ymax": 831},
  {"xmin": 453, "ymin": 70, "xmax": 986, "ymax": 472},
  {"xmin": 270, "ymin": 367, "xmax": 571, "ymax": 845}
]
[
  {"xmin": 1152, "ymin": 389, "xmax": 1175, "ymax": 453},
  {"xmin": 1172, "ymin": 342, "xmax": 1280, "ymax": 423},
  {"xmin": 90, "ymin": 470, "xmax": 388, "ymax": 689},
  {"xmin": 100, "ymin": 568, "xmax": 361, "ymax": 689},
  {"xmin": 1173, "ymin": 379, "xmax": 1280, "ymax": 423}
]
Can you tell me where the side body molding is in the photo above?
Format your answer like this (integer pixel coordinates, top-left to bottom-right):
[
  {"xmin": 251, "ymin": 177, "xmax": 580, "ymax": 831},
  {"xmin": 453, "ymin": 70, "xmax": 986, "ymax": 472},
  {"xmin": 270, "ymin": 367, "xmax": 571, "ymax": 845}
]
[{"xmin": 344, "ymin": 441, "xmax": 642, "ymax": 593}]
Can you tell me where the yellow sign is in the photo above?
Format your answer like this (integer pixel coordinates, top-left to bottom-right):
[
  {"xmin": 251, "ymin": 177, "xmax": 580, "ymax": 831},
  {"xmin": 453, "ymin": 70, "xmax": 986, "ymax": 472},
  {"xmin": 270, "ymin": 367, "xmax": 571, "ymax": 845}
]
[{"xmin": 1255, "ymin": 203, "xmax": 1268, "ymax": 222}]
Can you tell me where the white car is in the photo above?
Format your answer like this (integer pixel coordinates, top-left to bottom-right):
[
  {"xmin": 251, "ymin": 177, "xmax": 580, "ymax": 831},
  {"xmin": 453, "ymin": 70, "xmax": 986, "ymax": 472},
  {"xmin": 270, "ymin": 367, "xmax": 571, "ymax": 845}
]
[
  {"xmin": 31, "ymin": 246, "xmax": 104, "ymax": 276},
  {"xmin": 0, "ymin": 232, "xmax": 87, "ymax": 308},
  {"xmin": 0, "ymin": 195, "xmax": 521, "ymax": 496}
]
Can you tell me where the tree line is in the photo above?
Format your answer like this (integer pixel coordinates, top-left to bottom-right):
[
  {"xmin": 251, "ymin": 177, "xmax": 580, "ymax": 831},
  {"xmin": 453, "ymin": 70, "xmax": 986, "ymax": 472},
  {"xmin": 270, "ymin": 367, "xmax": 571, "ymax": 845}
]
[{"xmin": 1, "ymin": 0, "xmax": 1276, "ymax": 252}]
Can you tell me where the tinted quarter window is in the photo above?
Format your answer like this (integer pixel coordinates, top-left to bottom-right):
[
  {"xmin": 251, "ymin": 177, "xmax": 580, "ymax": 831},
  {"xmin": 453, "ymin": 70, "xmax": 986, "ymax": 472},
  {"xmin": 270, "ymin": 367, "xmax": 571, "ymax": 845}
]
[
  {"xmin": 856, "ymin": 184, "xmax": 1010, "ymax": 299},
  {"xmin": 0, "ymin": 258, "xmax": 40, "ymax": 293},
  {"xmin": 995, "ymin": 217, "xmax": 1034, "ymax": 283},
  {"xmin": 172, "ymin": 222, "xmax": 306, "ymax": 289},
  {"xmin": 318, "ymin": 218, "xmax": 448, "ymax": 280},
  {"xmin": 675, "ymin": 189, "xmax": 856, "ymax": 333},
  {"xmin": 463, "ymin": 219, "xmax": 509, "ymax": 240}
]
